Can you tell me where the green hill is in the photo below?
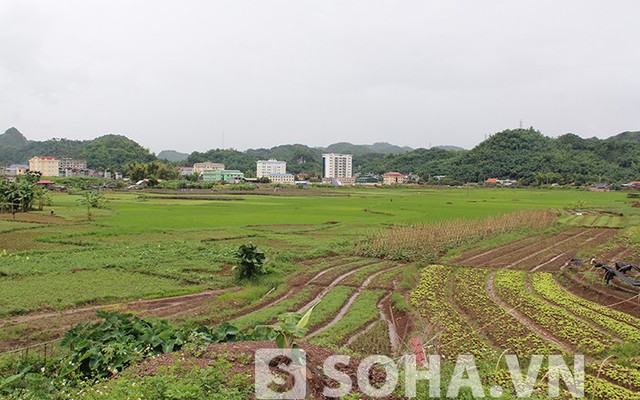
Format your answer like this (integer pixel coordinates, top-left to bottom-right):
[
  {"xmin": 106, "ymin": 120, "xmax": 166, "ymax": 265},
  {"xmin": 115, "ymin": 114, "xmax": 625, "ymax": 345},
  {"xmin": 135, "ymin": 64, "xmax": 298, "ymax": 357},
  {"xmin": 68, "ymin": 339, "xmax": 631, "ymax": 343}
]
[
  {"xmin": 157, "ymin": 150, "xmax": 190, "ymax": 162},
  {"xmin": 607, "ymin": 131, "xmax": 640, "ymax": 143},
  {"xmin": 0, "ymin": 129, "xmax": 155, "ymax": 169},
  {"xmin": 0, "ymin": 127, "xmax": 28, "ymax": 149}
]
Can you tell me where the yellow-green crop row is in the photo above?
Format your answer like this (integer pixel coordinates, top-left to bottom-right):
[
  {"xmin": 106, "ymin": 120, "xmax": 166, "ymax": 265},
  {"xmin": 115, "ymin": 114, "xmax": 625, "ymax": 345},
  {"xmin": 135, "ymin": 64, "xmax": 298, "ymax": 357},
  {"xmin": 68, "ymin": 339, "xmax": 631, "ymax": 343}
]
[
  {"xmin": 410, "ymin": 265, "xmax": 495, "ymax": 359},
  {"xmin": 544, "ymin": 272, "xmax": 640, "ymax": 330},
  {"xmin": 452, "ymin": 268, "xmax": 559, "ymax": 356},
  {"xmin": 585, "ymin": 374, "xmax": 640, "ymax": 400},
  {"xmin": 493, "ymin": 270, "xmax": 613, "ymax": 355},
  {"xmin": 587, "ymin": 362, "xmax": 640, "ymax": 392},
  {"xmin": 532, "ymin": 272, "xmax": 640, "ymax": 342}
]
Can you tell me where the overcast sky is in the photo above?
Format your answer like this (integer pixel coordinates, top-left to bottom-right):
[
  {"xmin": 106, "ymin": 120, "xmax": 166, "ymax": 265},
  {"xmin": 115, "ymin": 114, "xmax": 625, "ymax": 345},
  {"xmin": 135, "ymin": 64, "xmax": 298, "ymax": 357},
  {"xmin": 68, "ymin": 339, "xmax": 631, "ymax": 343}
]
[{"xmin": 1, "ymin": 1, "xmax": 638, "ymax": 154}]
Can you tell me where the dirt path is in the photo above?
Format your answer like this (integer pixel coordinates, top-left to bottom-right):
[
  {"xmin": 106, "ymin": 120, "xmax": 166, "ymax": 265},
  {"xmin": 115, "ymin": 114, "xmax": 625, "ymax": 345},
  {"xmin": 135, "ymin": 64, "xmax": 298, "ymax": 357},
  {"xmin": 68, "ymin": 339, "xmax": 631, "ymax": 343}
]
[
  {"xmin": 0, "ymin": 289, "xmax": 233, "ymax": 353},
  {"xmin": 485, "ymin": 271, "xmax": 571, "ymax": 352}
]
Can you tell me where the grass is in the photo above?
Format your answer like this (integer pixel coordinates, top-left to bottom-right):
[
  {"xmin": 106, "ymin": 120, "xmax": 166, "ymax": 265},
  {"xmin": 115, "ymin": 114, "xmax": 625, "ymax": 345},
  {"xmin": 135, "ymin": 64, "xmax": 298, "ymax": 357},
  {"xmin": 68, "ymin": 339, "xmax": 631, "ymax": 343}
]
[
  {"xmin": 2, "ymin": 185, "xmax": 640, "ymax": 399},
  {"xmin": 306, "ymin": 285, "xmax": 355, "ymax": 330},
  {"xmin": 229, "ymin": 285, "xmax": 316, "ymax": 330},
  {"xmin": 347, "ymin": 320, "xmax": 391, "ymax": 355},
  {"xmin": 0, "ymin": 186, "xmax": 637, "ymax": 340},
  {"xmin": 0, "ymin": 269, "xmax": 190, "ymax": 317},
  {"xmin": 309, "ymin": 289, "xmax": 386, "ymax": 347}
]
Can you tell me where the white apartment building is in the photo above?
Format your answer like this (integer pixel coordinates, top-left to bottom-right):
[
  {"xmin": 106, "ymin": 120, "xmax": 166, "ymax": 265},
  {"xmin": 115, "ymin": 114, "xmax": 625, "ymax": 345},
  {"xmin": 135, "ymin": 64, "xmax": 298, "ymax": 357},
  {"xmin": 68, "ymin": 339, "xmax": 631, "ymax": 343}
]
[
  {"xmin": 256, "ymin": 159, "xmax": 286, "ymax": 178},
  {"xmin": 59, "ymin": 158, "xmax": 87, "ymax": 170},
  {"xmin": 29, "ymin": 156, "xmax": 60, "ymax": 177},
  {"xmin": 322, "ymin": 153, "xmax": 352, "ymax": 179}
]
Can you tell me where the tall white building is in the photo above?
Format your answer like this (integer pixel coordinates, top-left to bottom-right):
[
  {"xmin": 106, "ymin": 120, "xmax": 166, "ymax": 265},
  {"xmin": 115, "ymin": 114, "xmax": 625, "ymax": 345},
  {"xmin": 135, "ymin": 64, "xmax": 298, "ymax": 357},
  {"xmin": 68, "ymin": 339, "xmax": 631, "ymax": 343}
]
[
  {"xmin": 256, "ymin": 159, "xmax": 286, "ymax": 178},
  {"xmin": 322, "ymin": 153, "xmax": 352, "ymax": 179}
]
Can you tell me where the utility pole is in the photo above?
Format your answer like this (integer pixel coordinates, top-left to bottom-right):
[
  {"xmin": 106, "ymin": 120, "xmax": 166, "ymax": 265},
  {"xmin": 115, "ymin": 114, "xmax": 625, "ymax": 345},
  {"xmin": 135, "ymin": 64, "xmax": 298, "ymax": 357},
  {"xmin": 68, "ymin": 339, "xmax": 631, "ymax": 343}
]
[{"xmin": 222, "ymin": 131, "xmax": 225, "ymax": 149}]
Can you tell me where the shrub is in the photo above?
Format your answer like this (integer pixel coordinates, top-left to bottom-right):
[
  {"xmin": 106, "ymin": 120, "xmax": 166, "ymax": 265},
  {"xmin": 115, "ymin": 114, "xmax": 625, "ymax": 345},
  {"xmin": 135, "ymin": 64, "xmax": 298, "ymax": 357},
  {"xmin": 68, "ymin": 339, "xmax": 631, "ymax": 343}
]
[{"xmin": 233, "ymin": 242, "xmax": 268, "ymax": 281}]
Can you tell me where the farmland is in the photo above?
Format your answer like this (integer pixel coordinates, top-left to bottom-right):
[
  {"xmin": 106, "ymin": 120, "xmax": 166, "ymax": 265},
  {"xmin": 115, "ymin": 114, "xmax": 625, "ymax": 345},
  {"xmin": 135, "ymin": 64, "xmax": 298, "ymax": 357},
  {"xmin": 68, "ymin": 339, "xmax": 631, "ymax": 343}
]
[{"xmin": 1, "ymin": 185, "xmax": 640, "ymax": 398}]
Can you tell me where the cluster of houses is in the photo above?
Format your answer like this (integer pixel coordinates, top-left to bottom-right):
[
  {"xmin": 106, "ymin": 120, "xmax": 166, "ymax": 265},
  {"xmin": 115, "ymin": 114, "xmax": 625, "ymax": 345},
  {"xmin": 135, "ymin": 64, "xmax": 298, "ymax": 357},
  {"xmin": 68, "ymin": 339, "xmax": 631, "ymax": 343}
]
[
  {"xmin": 3, "ymin": 153, "xmax": 410, "ymax": 186},
  {"xmin": 2, "ymin": 157, "xmax": 121, "ymax": 179},
  {"xmin": 179, "ymin": 154, "xmax": 407, "ymax": 186}
]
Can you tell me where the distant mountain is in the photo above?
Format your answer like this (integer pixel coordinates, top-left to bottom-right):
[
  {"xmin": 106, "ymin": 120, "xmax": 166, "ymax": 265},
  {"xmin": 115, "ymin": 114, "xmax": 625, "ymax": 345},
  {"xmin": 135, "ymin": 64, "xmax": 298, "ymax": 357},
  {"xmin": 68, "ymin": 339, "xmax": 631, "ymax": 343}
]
[
  {"xmin": 607, "ymin": 131, "xmax": 640, "ymax": 143},
  {"xmin": 0, "ymin": 127, "xmax": 28, "ymax": 149},
  {"xmin": 158, "ymin": 150, "xmax": 190, "ymax": 162},
  {"xmin": 434, "ymin": 145, "xmax": 466, "ymax": 151},
  {"xmin": 0, "ymin": 129, "xmax": 155, "ymax": 169},
  {"xmin": 321, "ymin": 142, "xmax": 412, "ymax": 155}
]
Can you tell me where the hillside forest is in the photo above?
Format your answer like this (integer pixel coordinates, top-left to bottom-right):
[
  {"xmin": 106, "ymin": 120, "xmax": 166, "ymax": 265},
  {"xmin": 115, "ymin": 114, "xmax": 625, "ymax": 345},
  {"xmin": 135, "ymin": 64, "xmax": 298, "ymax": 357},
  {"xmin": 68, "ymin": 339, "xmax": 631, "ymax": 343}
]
[{"xmin": 1, "ymin": 127, "xmax": 640, "ymax": 185}]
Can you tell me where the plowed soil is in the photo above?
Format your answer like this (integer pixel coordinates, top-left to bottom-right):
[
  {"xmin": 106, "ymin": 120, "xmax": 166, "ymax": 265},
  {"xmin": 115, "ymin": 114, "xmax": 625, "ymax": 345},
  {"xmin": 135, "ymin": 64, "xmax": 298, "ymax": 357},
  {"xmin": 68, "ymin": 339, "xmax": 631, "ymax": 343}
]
[{"xmin": 452, "ymin": 228, "xmax": 617, "ymax": 271}]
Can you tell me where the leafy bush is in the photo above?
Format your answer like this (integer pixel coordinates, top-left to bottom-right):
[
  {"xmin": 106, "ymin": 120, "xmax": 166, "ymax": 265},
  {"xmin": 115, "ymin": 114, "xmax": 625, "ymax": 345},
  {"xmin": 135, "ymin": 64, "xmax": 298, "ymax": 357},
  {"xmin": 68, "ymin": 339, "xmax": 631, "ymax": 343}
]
[
  {"xmin": 0, "ymin": 311, "xmax": 274, "ymax": 397},
  {"xmin": 233, "ymin": 242, "xmax": 268, "ymax": 280}
]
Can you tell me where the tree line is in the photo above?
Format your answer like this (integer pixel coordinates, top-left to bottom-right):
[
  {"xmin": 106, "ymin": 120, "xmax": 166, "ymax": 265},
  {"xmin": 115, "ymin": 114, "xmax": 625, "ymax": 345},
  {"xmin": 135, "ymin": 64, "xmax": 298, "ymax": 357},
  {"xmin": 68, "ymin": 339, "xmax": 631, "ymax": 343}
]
[{"xmin": 3, "ymin": 127, "xmax": 640, "ymax": 185}]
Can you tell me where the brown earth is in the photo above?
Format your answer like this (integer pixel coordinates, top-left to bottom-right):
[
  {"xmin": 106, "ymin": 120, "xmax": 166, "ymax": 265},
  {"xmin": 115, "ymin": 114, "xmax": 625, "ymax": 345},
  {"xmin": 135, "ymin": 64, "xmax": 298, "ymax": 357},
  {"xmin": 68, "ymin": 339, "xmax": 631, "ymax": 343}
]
[
  {"xmin": 452, "ymin": 227, "xmax": 618, "ymax": 271},
  {"xmin": 130, "ymin": 341, "xmax": 401, "ymax": 400},
  {"xmin": 557, "ymin": 267, "xmax": 640, "ymax": 318}
]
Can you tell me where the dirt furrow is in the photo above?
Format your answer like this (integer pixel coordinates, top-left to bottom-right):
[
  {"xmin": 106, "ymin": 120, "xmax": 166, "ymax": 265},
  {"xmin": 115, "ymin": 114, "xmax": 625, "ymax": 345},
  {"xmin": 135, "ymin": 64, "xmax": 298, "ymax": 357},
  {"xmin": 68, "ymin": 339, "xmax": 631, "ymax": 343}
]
[
  {"xmin": 246, "ymin": 260, "xmax": 353, "ymax": 315},
  {"xmin": 530, "ymin": 253, "xmax": 565, "ymax": 272},
  {"xmin": 379, "ymin": 293, "xmax": 399, "ymax": 355},
  {"xmin": 344, "ymin": 319, "xmax": 380, "ymax": 347},
  {"xmin": 502, "ymin": 229, "xmax": 592, "ymax": 269},
  {"xmin": 454, "ymin": 237, "xmax": 540, "ymax": 265}
]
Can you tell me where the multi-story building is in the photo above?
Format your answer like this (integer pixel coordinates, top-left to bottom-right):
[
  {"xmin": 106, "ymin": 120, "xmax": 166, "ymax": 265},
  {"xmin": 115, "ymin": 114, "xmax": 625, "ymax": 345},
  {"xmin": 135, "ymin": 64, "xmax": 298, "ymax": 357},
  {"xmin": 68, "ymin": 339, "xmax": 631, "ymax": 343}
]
[
  {"xmin": 201, "ymin": 169, "xmax": 245, "ymax": 183},
  {"xmin": 267, "ymin": 173, "xmax": 295, "ymax": 184},
  {"xmin": 3, "ymin": 164, "xmax": 28, "ymax": 175},
  {"xmin": 322, "ymin": 153, "xmax": 352, "ymax": 182},
  {"xmin": 256, "ymin": 159, "xmax": 286, "ymax": 178},
  {"xmin": 29, "ymin": 157, "xmax": 60, "ymax": 177},
  {"xmin": 383, "ymin": 172, "xmax": 404, "ymax": 185},
  {"xmin": 59, "ymin": 158, "xmax": 89, "ymax": 177},
  {"xmin": 193, "ymin": 162, "xmax": 225, "ymax": 175},
  {"xmin": 179, "ymin": 166, "xmax": 194, "ymax": 176},
  {"xmin": 59, "ymin": 158, "xmax": 87, "ymax": 170}
]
